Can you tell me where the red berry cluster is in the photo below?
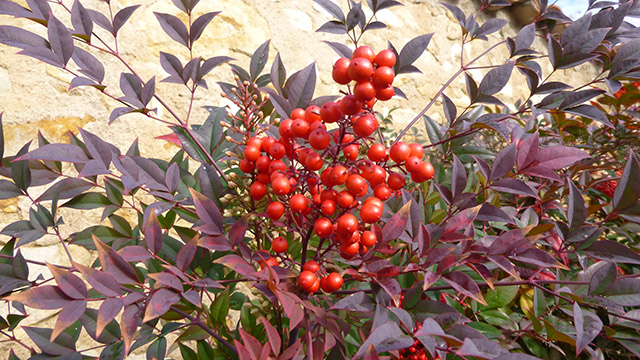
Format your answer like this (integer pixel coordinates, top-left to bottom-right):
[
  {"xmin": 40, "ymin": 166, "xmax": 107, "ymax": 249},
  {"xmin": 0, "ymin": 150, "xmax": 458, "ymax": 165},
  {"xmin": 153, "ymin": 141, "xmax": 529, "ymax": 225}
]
[
  {"xmin": 595, "ymin": 179, "xmax": 618, "ymax": 197},
  {"xmin": 397, "ymin": 322, "xmax": 428, "ymax": 360},
  {"xmin": 239, "ymin": 46, "xmax": 434, "ymax": 294}
]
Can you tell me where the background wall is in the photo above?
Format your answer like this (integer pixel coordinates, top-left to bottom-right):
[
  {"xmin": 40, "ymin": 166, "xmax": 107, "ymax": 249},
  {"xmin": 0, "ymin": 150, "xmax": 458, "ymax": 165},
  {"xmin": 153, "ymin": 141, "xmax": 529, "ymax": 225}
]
[{"xmin": 0, "ymin": 0, "xmax": 599, "ymax": 358}]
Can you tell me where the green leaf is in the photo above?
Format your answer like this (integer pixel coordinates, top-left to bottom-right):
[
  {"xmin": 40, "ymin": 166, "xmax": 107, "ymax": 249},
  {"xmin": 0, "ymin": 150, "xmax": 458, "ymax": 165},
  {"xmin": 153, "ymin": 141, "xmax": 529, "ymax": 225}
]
[
  {"xmin": 179, "ymin": 343, "xmax": 197, "ymax": 360},
  {"xmin": 0, "ymin": 180, "xmax": 22, "ymax": 199},
  {"xmin": 479, "ymin": 309, "xmax": 515, "ymax": 329},
  {"xmin": 62, "ymin": 192, "xmax": 111, "ymax": 209},
  {"xmin": 197, "ymin": 340, "xmax": 215, "ymax": 360},
  {"xmin": 24, "ymin": 326, "xmax": 76, "ymax": 356},
  {"xmin": 483, "ymin": 286, "xmax": 518, "ymax": 309},
  {"xmin": 209, "ymin": 287, "xmax": 230, "ymax": 326},
  {"xmin": 146, "ymin": 336, "xmax": 166, "ymax": 360},
  {"xmin": 11, "ymin": 142, "xmax": 31, "ymax": 191}
]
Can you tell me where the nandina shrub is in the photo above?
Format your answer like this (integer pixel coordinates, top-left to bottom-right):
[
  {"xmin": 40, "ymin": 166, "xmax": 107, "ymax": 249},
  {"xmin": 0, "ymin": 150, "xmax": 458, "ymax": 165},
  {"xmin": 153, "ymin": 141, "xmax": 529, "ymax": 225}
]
[{"xmin": 1, "ymin": 0, "xmax": 640, "ymax": 359}]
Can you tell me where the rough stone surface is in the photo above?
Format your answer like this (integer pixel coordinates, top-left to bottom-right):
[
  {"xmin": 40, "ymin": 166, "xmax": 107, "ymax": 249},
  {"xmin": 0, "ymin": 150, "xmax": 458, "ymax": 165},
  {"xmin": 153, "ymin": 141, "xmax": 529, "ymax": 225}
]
[{"xmin": 0, "ymin": 0, "xmax": 598, "ymax": 358}]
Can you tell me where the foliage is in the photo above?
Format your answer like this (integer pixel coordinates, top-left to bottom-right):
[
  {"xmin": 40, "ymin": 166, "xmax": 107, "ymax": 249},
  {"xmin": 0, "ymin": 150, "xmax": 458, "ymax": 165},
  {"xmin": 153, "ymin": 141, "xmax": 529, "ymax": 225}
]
[{"xmin": 0, "ymin": 0, "xmax": 639, "ymax": 359}]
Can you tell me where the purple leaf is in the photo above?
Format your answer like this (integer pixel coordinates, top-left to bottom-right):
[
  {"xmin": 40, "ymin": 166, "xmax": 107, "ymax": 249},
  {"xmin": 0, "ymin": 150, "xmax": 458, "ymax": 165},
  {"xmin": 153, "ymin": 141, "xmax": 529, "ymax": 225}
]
[
  {"xmin": 355, "ymin": 321, "xmax": 414, "ymax": 358},
  {"xmin": 15, "ymin": 144, "xmax": 89, "ymax": 163},
  {"xmin": 69, "ymin": 76, "xmax": 97, "ymax": 90},
  {"xmin": 143, "ymin": 288, "xmax": 180, "ymax": 322},
  {"xmin": 24, "ymin": 327, "xmax": 75, "ymax": 356},
  {"xmin": 189, "ymin": 188, "xmax": 223, "ymax": 235},
  {"xmin": 47, "ymin": 13, "xmax": 74, "ymax": 66},
  {"xmin": 109, "ymin": 107, "xmax": 133, "ymax": 124},
  {"xmin": 535, "ymin": 146, "xmax": 590, "ymax": 169},
  {"xmin": 190, "ymin": 12, "xmax": 219, "ymax": 44},
  {"xmin": 73, "ymin": 262, "xmax": 121, "ymax": 297},
  {"xmin": 613, "ymin": 150, "xmax": 640, "ymax": 211},
  {"xmin": 214, "ymin": 254, "xmax": 256, "ymax": 278},
  {"xmin": 382, "ymin": 201, "xmax": 411, "ymax": 242},
  {"xmin": 490, "ymin": 178, "xmax": 538, "ymax": 198},
  {"xmin": 118, "ymin": 245, "xmax": 152, "ymax": 262},
  {"xmin": 442, "ymin": 93, "xmax": 456, "ymax": 124},
  {"xmin": 521, "ymin": 165, "xmax": 561, "ymax": 181},
  {"xmin": 573, "ymin": 302, "xmax": 603, "ymax": 356},
  {"xmin": 119, "ymin": 73, "xmax": 143, "ymax": 106},
  {"xmin": 442, "ymin": 271, "xmax": 486, "ymax": 305},
  {"xmin": 4, "ymin": 285, "xmax": 71, "ymax": 309},
  {"xmin": 588, "ymin": 261, "xmax": 617, "ymax": 296},
  {"xmin": 317, "ymin": 20, "xmax": 347, "ymax": 34},
  {"xmin": 93, "ymin": 234, "xmax": 140, "ymax": 284},
  {"xmin": 565, "ymin": 104, "xmax": 613, "ymax": 128},
  {"xmin": 285, "ymin": 62, "xmax": 316, "ymax": 110},
  {"xmin": 154, "ymin": 12, "xmax": 188, "ymax": 47},
  {"xmin": 323, "ymin": 40, "xmax": 352, "ymax": 58},
  {"xmin": 121, "ymin": 304, "xmax": 142, "ymax": 354},
  {"xmin": 477, "ymin": 203, "xmax": 514, "ymax": 223},
  {"xmin": 332, "ymin": 291, "xmax": 375, "ymax": 312},
  {"xmin": 510, "ymin": 248, "xmax": 563, "ymax": 269},
  {"xmin": 490, "ymin": 143, "xmax": 516, "ymax": 180},
  {"xmin": 314, "ymin": 0, "xmax": 345, "ymax": 21},
  {"xmin": 250, "ymin": 40, "xmax": 270, "ymax": 80},
  {"xmin": 87, "ymin": 9, "xmax": 113, "ymax": 33},
  {"xmin": 47, "ymin": 264, "xmax": 87, "ymax": 300},
  {"xmin": 96, "ymin": 297, "xmax": 122, "ymax": 338},
  {"xmin": 585, "ymin": 240, "xmax": 640, "ymax": 265},
  {"xmin": 52, "ymin": 300, "xmax": 86, "ymax": 341},
  {"xmin": 113, "ymin": 5, "xmax": 140, "ymax": 35},
  {"xmin": 18, "ymin": 46, "xmax": 63, "ymax": 67},
  {"xmin": 175, "ymin": 238, "xmax": 197, "ymax": 271},
  {"xmin": 443, "ymin": 205, "xmax": 480, "ymax": 233},
  {"xmin": 516, "ymin": 132, "xmax": 538, "ymax": 170},
  {"xmin": 397, "ymin": 33, "xmax": 433, "ymax": 74},
  {"xmin": 70, "ymin": 0, "xmax": 93, "ymax": 38},
  {"xmin": 451, "ymin": 155, "xmax": 466, "ymax": 198},
  {"xmin": 568, "ymin": 181, "xmax": 587, "ymax": 230},
  {"xmin": 0, "ymin": 25, "xmax": 48, "ymax": 49},
  {"xmin": 144, "ymin": 212, "xmax": 162, "ymax": 255},
  {"xmin": 148, "ymin": 271, "xmax": 182, "ymax": 292},
  {"xmin": 159, "ymin": 52, "xmax": 183, "ymax": 81},
  {"xmin": 229, "ymin": 218, "xmax": 248, "ymax": 246},
  {"xmin": 478, "ymin": 62, "xmax": 514, "ymax": 96},
  {"xmin": 0, "ymin": 180, "xmax": 22, "ymax": 199}
]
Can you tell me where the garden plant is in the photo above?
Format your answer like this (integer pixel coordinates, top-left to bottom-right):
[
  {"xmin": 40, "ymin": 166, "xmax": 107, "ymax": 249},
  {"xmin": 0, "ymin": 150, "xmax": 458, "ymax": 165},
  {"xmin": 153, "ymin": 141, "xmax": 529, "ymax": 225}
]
[{"xmin": 1, "ymin": 0, "xmax": 640, "ymax": 358}]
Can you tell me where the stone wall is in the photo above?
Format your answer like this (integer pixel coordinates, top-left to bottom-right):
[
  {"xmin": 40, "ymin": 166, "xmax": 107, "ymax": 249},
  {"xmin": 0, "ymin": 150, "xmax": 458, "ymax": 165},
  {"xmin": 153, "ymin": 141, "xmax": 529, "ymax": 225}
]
[{"xmin": 0, "ymin": 0, "xmax": 598, "ymax": 358}]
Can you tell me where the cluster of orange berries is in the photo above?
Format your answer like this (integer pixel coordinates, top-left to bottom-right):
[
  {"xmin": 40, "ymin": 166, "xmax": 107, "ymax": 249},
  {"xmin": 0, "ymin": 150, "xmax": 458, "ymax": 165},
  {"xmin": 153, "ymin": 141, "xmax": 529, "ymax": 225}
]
[
  {"xmin": 240, "ymin": 46, "xmax": 434, "ymax": 294},
  {"xmin": 595, "ymin": 178, "xmax": 618, "ymax": 197},
  {"xmin": 397, "ymin": 322, "xmax": 428, "ymax": 360},
  {"xmin": 298, "ymin": 260, "xmax": 343, "ymax": 294}
]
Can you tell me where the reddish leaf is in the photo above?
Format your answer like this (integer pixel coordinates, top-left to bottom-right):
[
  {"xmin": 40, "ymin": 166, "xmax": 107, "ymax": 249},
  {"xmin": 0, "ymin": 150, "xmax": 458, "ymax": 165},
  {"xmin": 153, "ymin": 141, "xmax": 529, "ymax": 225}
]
[
  {"xmin": 143, "ymin": 288, "xmax": 180, "ymax": 322},
  {"xmin": 573, "ymin": 302, "xmax": 603, "ymax": 355},
  {"xmin": 46, "ymin": 264, "xmax": 87, "ymax": 300},
  {"xmin": 97, "ymin": 297, "xmax": 123, "ymax": 338},
  {"xmin": 510, "ymin": 248, "xmax": 566, "ymax": 269},
  {"xmin": 198, "ymin": 235, "xmax": 231, "ymax": 251},
  {"xmin": 355, "ymin": 321, "xmax": 414, "ymax": 358},
  {"xmin": 148, "ymin": 271, "xmax": 183, "ymax": 292},
  {"xmin": 584, "ymin": 240, "xmax": 640, "ymax": 265},
  {"xmin": 155, "ymin": 133, "xmax": 181, "ymax": 145},
  {"xmin": 121, "ymin": 303, "xmax": 142, "ymax": 355},
  {"xmin": 234, "ymin": 340, "xmax": 253, "ymax": 360},
  {"xmin": 442, "ymin": 271, "xmax": 487, "ymax": 305},
  {"xmin": 382, "ymin": 201, "xmax": 411, "ymax": 242},
  {"xmin": 443, "ymin": 205, "xmax": 481, "ymax": 233},
  {"xmin": 332, "ymin": 291, "xmax": 375, "ymax": 312},
  {"xmin": 415, "ymin": 224, "xmax": 431, "ymax": 256},
  {"xmin": 516, "ymin": 132, "xmax": 539, "ymax": 170},
  {"xmin": 535, "ymin": 146, "xmax": 590, "ymax": 169},
  {"xmin": 451, "ymin": 155, "xmax": 467, "ymax": 197},
  {"xmin": 261, "ymin": 317, "xmax": 281, "ymax": 356},
  {"xmin": 521, "ymin": 165, "xmax": 561, "ymax": 181},
  {"xmin": 51, "ymin": 300, "xmax": 86, "ymax": 341},
  {"xmin": 93, "ymin": 234, "xmax": 140, "ymax": 284},
  {"xmin": 229, "ymin": 218, "xmax": 248, "ymax": 246},
  {"xmin": 568, "ymin": 180, "xmax": 587, "ymax": 230},
  {"xmin": 118, "ymin": 245, "xmax": 152, "ymax": 262},
  {"xmin": 280, "ymin": 338, "xmax": 303, "ymax": 360},
  {"xmin": 490, "ymin": 143, "xmax": 516, "ymax": 180},
  {"xmin": 239, "ymin": 328, "xmax": 263, "ymax": 359},
  {"xmin": 613, "ymin": 150, "xmax": 640, "ymax": 211},
  {"xmin": 214, "ymin": 254, "xmax": 256, "ymax": 278},
  {"xmin": 490, "ymin": 178, "xmax": 538, "ymax": 198},
  {"xmin": 182, "ymin": 290, "xmax": 200, "ymax": 307},
  {"xmin": 15, "ymin": 144, "xmax": 89, "ymax": 163},
  {"xmin": 144, "ymin": 212, "xmax": 163, "ymax": 255},
  {"xmin": 488, "ymin": 227, "xmax": 531, "ymax": 255},
  {"xmin": 4, "ymin": 285, "xmax": 71, "ymax": 309},
  {"xmin": 191, "ymin": 278, "xmax": 223, "ymax": 289},
  {"xmin": 189, "ymin": 188, "xmax": 223, "ymax": 235},
  {"xmin": 176, "ymin": 237, "xmax": 197, "ymax": 271},
  {"xmin": 588, "ymin": 261, "xmax": 617, "ymax": 296},
  {"xmin": 487, "ymin": 255, "xmax": 520, "ymax": 279},
  {"xmin": 73, "ymin": 261, "xmax": 121, "ymax": 297},
  {"xmin": 24, "ymin": 327, "xmax": 76, "ymax": 356}
]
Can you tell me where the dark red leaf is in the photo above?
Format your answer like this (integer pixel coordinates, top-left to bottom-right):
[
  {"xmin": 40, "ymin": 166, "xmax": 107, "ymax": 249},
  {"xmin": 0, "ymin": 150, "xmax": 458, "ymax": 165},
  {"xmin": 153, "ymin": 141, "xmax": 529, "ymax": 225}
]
[
  {"xmin": 584, "ymin": 240, "xmax": 640, "ymax": 265},
  {"xmin": 490, "ymin": 143, "xmax": 516, "ymax": 180},
  {"xmin": 51, "ymin": 300, "xmax": 86, "ymax": 341},
  {"xmin": 442, "ymin": 271, "xmax": 486, "ymax": 305},
  {"xmin": 510, "ymin": 248, "xmax": 566, "ymax": 269},
  {"xmin": 382, "ymin": 201, "xmax": 411, "ymax": 242},
  {"xmin": 189, "ymin": 188, "xmax": 223, "ymax": 235},
  {"xmin": 229, "ymin": 218, "xmax": 248, "ymax": 246},
  {"xmin": 214, "ymin": 254, "xmax": 256, "ymax": 278},
  {"xmin": 47, "ymin": 264, "xmax": 87, "ymax": 300},
  {"xmin": 588, "ymin": 261, "xmax": 617, "ymax": 296},
  {"xmin": 97, "ymin": 297, "xmax": 123, "ymax": 338},
  {"xmin": 73, "ymin": 261, "xmax": 121, "ymax": 297},
  {"xmin": 143, "ymin": 288, "xmax": 180, "ymax": 322},
  {"xmin": 261, "ymin": 317, "xmax": 281, "ymax": 355},
  {"xmin": 118, "ymin": 245, "xmax": 152, "ymax": 262},
  {"xmin": 148, "ymin": 271, "xmax": 183, "ymax": 292},
  {"xmin": 355, "ymin": 321, "xmax": 414, "ymax": 358},
  {"xmin": 517, "ymin": 133, "xmax": 539, "ymax": 171},
  {"xmin": 121, "ymin": 304, "xmax": 142, "ymax": 355},
  {"xmin": 15, "ymin": 144, "xmax": 89, "ymax": 163},
  {"xmin": 239, "ymin": 328, "xmax": 263, "ymax": 359},
  {"xmin": 535, "ymin": 146, "xmax": 590, "ymax": 169},
  {"xmin": 4, "ymin": 285, "xmax": 70, "ymax": 309},
  {"xmin": 176, "ymin": 237, "xmax": 197, "ymax": 271},
  {"xmin": 574, "ymin": 302, "xmax": 603, "ymax": 356},
  {"xmin": 93, "ymin": 234, "xmax": 140, "ymax": 284},
  {"xmin": 144, "ymin": 212, "xmax": 163, "ymax": 255},
  {"xmin": 443, "ymin": 205, "xmax": 481, "ymax": 233},
  {"xmin": 613, "ymin": 150, "xmax": 640, "ymax": 212},
  {"xmin": 154, "ymin": 12, "xmax": 188, "ymax": 46},
  {"xmin": 451, "ymin": 155, "xmax": 467, "ymax": 198},
  {"xmin": 332, "ymin": 291, "xmax": 375, "ymax": 312},
  {"xmin": 521, "ymin": 165, "xmax": 561, "ymax": 181},
  {"xmin": 490, "ymin": 178, "xmax": 538, "ymax": 198}
]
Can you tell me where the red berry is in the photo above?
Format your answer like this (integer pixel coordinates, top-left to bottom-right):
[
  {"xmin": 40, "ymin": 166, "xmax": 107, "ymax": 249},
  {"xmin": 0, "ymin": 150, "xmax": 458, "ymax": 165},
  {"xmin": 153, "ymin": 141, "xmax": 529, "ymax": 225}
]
[
  {"xmin": 340, "ymin": 95, "xmax": 363, "ymax": 116},
  {"xmin": 346, "ymin": 174, "xmax": 368, "ymax": 197},
  {"xmin": 279, "ymin": 118, "xmax": 294, "ymax": 138},
  {"xmin": 375, "ymin": 85, "xmax": 394, "ymax": 101},
  {"xmin": 321, "ymin": 199, "xmax": 337, "ymax": 216},
  {"xmin": 353, "ymin": 114, "xmax": 379, "ymax": 138},
  {"xmin": 387, "ymin": 172, "xmax": 405, "ymax": 190},
  {"xmin": 250, "ymin": 182, "xmax": 267, "ymax": 200},
  {"xmin": 337, "ymin": 213, "xmax": 358, "ymax": 235},
  {"xmin": 291, "ymin": 118, "xmax": 310, "ymax": 138},
  {"xmin": 303, "ymin": 260, "xmax": 320, "ymax": 273},
  {"xmin": 372, "ymin": 66, "xmax": 394, "ymax": 88},
  {"xmin": 305, "ymin": 105, "xmax": 322, "ymax": 123},
  {"xmin": 348, "ymin": 58, "xmax": 374, "ymax": 82},
  {"xmin": 247, "ymin": 137, "xmax": 263, "ymax": 149},
  {"xmin": 272, "ymin": 176, "xmax": 291, "ymax": 196},
  {"xmin": 320, "ymin": 101, "xmax": 343, "ymax": 123},
  {"xmin": 272, "ymin": 236, "xmax": 289, "ymax": 253},
  {"xmin": 239, "ymin": 158, "xmax": 255, "ymax": 173},
  {"xmin": 354, "ymin": 81, "xmax": 376, "ymax": 102},
  {"xmin": 368, "ymin": 143, "xmax": 388, "ymax": 162},
  {"xmin": 332, "ymin": 57, "xmax": 352, "ymax": 85},
  {"xmin": 360, "ymin": 230, "xmax": 377, "ymax": 247},
  {"xmin": 269, "ymin": 143, "xmax": 286, "ymax": 160},
  {"xmin": 266, "ymin": 201, "xmax": 285, "ymax": 220},
  {"xmin": 269, "ymin": 159, "xmax": 286, "ymax": 174},
  {"xmin": 314, "ymin": 217, "xmax": 333, "ymax": 237},
  {"xmin": 338, "ymin": 190, "xmax": 356, "ymax": 208},
  {"xmin": 257, "ymin": 172, "xmax": 271, "ymax": 184},
  {"xmin": 298, "ymin": 270, "xmax": 317, "ymax": 291},
  {"xmin": 374, "ymin": 49, "xmax": 397, "ymax": 68},
  {"xmin": 340, "ymin": 240, "xmax": 359, "ymax": 258},
  {"xmin": 390, "ymin": 141, "xmax": 411, "ymax": 163},
  {"xmin": 418, "ymin": 162, "xmax": 434, "ymax": 180},
  {"xmin": 405, "ymin": 156, "xmax": 422, "ymax": 173},
  {"xmin": 308, "ymin": 129, "xmax": 331, "ymax": 150},
  {"xmin": 255, "ymin": 155, "xmax": 271, "ymax": 173},
  {"xmin": 324, "ymin": 272, "xmax": 344, "ymax": 292},
  {"xmin": 305, "ymin": 152, "xmax": 324, "ymax": 170},
  {"xmin": 361, "ymin": 202, "xmax": 383, "ymax": 223},
  {"xmin": 291, "ymin": 108, "xmax": 305, "ymax": 120},
  {"xmin": 289, "ymin": 194, "xmax": 309, "ymax": 213},
  {"xmin": 343, "ymin": 144, "xmax": 359, "ymax": 161},
  {"xmin": 374, "ymin": 184, "xmax": 391, "ymax": 200},
  {"xmin": 353, "ymin": 45, "xmax": 375, "ymax": 62},
  {"xmin": 330, "ymin": 166, "xmax": 349, "ymax": 185},
  {"xmin": 244, "ymin": 146, "xmax": 261, "ymax": 162},
  {"xmin": 409, "ymin": 142, "xmax": 424, "ymax": 158}
]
